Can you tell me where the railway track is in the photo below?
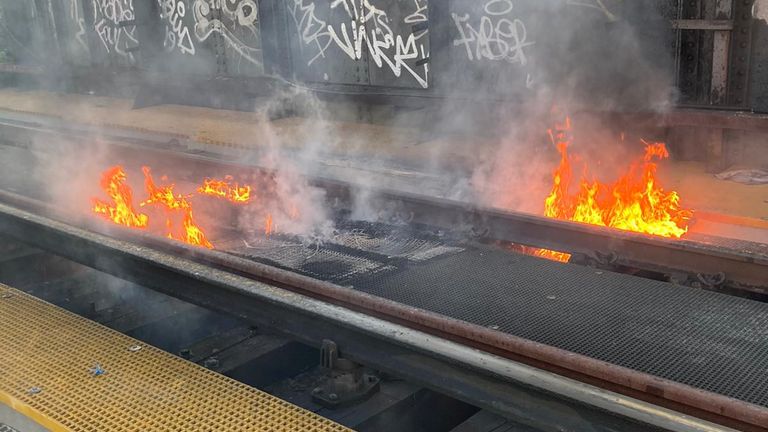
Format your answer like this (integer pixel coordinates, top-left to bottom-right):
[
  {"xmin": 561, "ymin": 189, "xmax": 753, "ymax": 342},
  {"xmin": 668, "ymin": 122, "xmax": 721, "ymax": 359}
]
[
  {"xmin": 0, "ymin": 238, "xmax": 481, "ymax": 432},
  {"xmin": 0, "ymin": 200, "xmax": 756, "ymax": 432},
  {"xmin": 0, "ymin": 111, "xmax": 766, "ymax": 295},
  {"xmin": 1, "ymin": 111, "xmax": 767, "ymax": 431}
]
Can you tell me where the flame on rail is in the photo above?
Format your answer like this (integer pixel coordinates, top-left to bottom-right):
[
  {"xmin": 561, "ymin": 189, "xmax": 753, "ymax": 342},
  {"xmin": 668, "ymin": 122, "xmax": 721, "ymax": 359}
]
[
  {"xmin": 198, "ymin": 177, "xmax": 252, "ymax": 204},
  {"xmin": 536, "ymin": 117, "xmax": 693, "ymax": 262},
  {"xmin": 91, "ymin": 166, "xmax": 280, "ymax": 249},
  {"xmin": 92, "ymin": 166, "xmax": 149, "ymax": 229},
  {"xmin": 142, "ymin": 167, "xmax": 213, "ymax": 249}
]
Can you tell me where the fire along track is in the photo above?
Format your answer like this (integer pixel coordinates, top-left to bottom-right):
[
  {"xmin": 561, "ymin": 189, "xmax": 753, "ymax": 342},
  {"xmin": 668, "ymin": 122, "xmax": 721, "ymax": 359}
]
[
  {"xmin": 0, "ymin": 115, "xmax": 768, "ymax": 431},
  {"xmin": 2, "ymin": 193, "xmax": 768, "ymax": 432},
  {"xmin": 0, "ymin": 111, "xmax": 766, "ymax": 295}
]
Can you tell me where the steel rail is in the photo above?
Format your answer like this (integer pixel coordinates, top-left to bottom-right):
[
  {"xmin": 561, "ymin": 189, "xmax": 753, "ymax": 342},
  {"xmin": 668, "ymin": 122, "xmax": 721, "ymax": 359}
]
[
  {"xmin": 1, "ymin": 116, "xmax": 766, "ymax": 293},
  {"xmin": 0, "ymin": 197, "xmax": 752, "ymax": 432},
  {"xmin": 0, "ymin": 190, "xmax": 765, "ymax": 431}
]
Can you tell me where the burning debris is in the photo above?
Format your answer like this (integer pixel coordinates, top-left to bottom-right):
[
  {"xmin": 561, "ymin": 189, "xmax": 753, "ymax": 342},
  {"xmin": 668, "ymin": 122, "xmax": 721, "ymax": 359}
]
[
  {"xmin": 535, "ymin": 117, "xmax": 693, "ymax": 262},
  {"xmin": 198, "ymin": 177, "xmax": 252, "ymax": 204},
  {"xmin": 92, "ymin": 166, "xmax": 149, "ymax": 229},
  {"xmin": 92, "ymin": 165, "xmax": 277, "ymax": 249},
  {"xmin": 141, "ymin": 167, "xmax": 213, "ymax": 249}
]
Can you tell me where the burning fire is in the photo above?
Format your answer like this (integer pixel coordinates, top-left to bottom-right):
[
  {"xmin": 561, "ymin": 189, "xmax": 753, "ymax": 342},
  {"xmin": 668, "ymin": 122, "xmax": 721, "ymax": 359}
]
[
  {"xmin": 264, "ymin": 213, "xmax": 274, "ymax": 237},
  {"xmin": 198, "ymin": 177, "xmax": 252, "ymax": 204},
  {"xmin": 142, "ymin": 167, "xmax": 213, "ymax": 249},
  {"xmin": 92, "ymin": 166, "xmax": 149, "ymax": 229},
  {"xmin": 91, "ymin": 166, "xmax": 275, "ymax": 249},
  {"xmin": 537, "ymin": 117, "xmax": 693, "ymax": 262}
]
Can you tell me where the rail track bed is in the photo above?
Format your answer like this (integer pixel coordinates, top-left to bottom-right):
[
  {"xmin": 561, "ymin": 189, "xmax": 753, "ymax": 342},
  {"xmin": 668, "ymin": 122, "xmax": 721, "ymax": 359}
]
[{"xmin": 1, "ymin": 112, "xmax": 768, "ymax": 431}]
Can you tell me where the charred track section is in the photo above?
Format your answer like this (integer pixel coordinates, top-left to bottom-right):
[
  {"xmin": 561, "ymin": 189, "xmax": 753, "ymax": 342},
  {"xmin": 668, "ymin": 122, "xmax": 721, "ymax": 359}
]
[
  {"xmin": 0, "ymin": 113, "xmax": 768, "ymax": 431},
  {"xmin": 0, "ymin": 112, "xmax": 766, "ymax": 297}
]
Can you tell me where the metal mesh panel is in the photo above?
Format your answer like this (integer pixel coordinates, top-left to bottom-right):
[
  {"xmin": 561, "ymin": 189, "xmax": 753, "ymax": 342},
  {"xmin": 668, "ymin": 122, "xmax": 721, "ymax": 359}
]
[
  {"xmin": 212, "ymin": 219, "xmax": 768, "ymax": 408},
  {"xmin": 0, "ymin": 284, "xmax": 351, "ymax": 432},
  {"xmin": 330, "ymin": 227, "xmax": 464, "ymax": 262},
  {"xmin": 218, "ymin": 222, "xmax": 462, "ymax": 283},
  {"xmin": 347, "ymin": 246, "xmax": 768, "ymax": 408},
  {"xmin": 219, "ymin": 235, "xmax": 395, "ymax": 283}
]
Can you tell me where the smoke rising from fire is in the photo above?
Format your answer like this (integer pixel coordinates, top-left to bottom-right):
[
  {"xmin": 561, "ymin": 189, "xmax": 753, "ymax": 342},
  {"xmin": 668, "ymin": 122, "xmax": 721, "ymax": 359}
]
[
  {"xmin": 470, "ymin": 2, "xmax": 678, "ymax": 216},
  {"xmin": 1, "ymin": 0, "xmax": 684, "ymax": 251}
]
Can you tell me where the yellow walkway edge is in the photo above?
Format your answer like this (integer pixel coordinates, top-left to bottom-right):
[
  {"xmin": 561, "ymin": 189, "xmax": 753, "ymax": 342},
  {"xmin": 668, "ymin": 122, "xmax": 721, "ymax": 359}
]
[{"xmin": 0, "ymin": 283, "xmax": 351, "ymax": 432}]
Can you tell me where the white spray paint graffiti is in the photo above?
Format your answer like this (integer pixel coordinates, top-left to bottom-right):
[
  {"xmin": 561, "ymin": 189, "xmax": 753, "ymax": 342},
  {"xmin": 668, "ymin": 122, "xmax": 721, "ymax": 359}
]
[
  {"xmin": 451, "ymin": 0, "xmax": 534, "ymax": 88},
  {"xmin": 92, "ymin": 0, "xmax": 139, "ymax": 60},
  {"xmin": 192, "ymin": 0, "xmax": 263, "ymax": 67},
  {"xmin": 288, "ymin": 0, "xmax": 334, "ymax": 66},
  {"xmin": 69, "ymin": 0, "xmax": 88, "ymax": 52},
  {"xmin": 404, "ymin": 0, "xmax": 428, "ymax": 25},
  {"xmin": 157, "ymin": 0, "xmax": 196, "ymax": 55},
  {"xmin": 289, "ymin": 0, "xmax": 430, "ymax": 89},
  {"xmin": 157, "ymin": 0, "xmax": 264, "ymax": 66},
  {"xmin": 451, "ymin": 0, "xmax": 533, "ymax": 65}
]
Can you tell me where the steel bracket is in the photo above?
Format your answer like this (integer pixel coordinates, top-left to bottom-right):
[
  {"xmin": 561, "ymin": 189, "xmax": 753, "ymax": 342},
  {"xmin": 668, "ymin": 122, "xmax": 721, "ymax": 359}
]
[
  {"xmin": 590, "ymin": 250, "xmax": 619, "ymax": 267},
  {"xmin": 312, "ymin": 340, "xmax": 381, "ymax": 409},
  {"xmin": 695, "ymin": 272, "xmax": 727, "ymax": 289}
]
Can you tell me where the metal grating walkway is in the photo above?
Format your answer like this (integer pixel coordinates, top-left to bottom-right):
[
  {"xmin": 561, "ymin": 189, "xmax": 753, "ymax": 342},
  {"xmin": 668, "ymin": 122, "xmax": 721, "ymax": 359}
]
[
  {"xmin": 0, "ymin": 284, "xmax": 351, "ymax": 432},
  {"xmin": 347, "ymin": 246, "xmax": 768, "ymax": 408},
  {"xmin": 222, "ymin": 219, "xmax": 768, "ymax": 409}
]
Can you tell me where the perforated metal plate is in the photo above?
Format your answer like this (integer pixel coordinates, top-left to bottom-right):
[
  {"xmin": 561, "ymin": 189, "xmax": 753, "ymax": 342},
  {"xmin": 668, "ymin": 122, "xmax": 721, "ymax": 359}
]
[{"xmin": 0, "ymin": 284, "xmax": 351, "ymax": 432}]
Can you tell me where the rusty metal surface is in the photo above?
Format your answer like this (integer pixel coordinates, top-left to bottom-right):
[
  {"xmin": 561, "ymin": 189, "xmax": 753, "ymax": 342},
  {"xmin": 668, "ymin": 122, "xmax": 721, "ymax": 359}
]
[
  {"xmin": 0, "ymin": 200, "xmax": 732, "ymax": 432},
  {"xmin": 0, "ymin": 194, "xmax": 765, "ymax": 431}
]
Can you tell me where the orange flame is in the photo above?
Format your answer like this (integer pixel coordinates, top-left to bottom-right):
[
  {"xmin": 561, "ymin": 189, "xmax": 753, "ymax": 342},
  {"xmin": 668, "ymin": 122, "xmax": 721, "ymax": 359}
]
[
  {"xmin": 264, "ymin": 213, "xmax": 274, "ymax": 237},
  {"xmin": 93, "ymin": 166, "xmax": 281, "ymax": 248},
  {"xmin": 92, "ymin": 166, "xmax": 149, "ymax": 229},
  {"xmin": 198, "ymin": 177, "xmax": 252, "ymax": 204},
  {"xmin": 141, "ymin": 167, "xmax": 214, "ymax": 249},
  {"xmin": 537, "ymin": 117, "xmax": 693, "ymax": 262}
]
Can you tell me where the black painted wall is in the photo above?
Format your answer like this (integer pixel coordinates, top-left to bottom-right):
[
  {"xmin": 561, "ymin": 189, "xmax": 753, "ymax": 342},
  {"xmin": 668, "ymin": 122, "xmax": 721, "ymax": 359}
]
[{"xmin": 0, "ymin": 0, "xmax": 765, "ymax": 113}]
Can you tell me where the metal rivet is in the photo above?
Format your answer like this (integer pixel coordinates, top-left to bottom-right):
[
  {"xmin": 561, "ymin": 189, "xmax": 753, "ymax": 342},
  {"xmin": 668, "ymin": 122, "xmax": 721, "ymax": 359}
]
[
  {"xmin": 128, "ymin": 345, "xmax": 142, "ymax": 352},
  {"xmin": 28, "ymin": 387, "xmax": 42, "ymax": 395},
  {"xmin": 328, "ymin": 393, "xmax": 339, "ymax": 401}
]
